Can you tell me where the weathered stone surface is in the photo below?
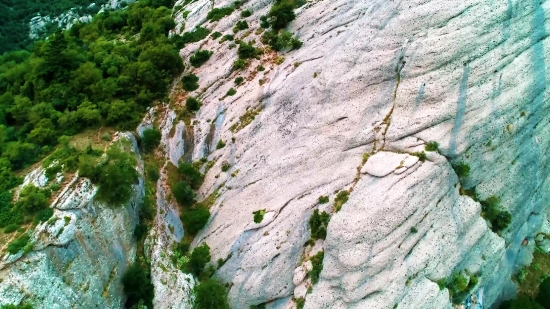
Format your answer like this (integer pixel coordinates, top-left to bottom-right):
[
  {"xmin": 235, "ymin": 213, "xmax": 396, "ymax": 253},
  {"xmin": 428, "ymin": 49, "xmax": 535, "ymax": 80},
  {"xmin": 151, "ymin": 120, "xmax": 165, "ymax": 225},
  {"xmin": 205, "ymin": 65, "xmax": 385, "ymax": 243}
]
[
  {"xmin": 0, "ymin": 134, "xmax": 143, "ymax": 308},
  {"xmin": 362, "ymin": 152, "xmax": 411, "ymax": 177}
]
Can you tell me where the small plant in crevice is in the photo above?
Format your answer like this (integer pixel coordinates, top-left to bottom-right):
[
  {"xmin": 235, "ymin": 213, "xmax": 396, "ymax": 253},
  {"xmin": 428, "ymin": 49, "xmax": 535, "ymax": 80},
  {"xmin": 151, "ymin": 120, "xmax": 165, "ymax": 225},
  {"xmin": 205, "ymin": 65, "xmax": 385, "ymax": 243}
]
[
  {"xmin": 425, "ymin": 141, "xmax": 439, "ymax": 152},
  {"xmin": 317, "ymin": 195, "xmax": 329, "ymax": 204},
  {"xmin": 216, "ymin": 140, "xmax": 226, "ymax": 149},
  {"xmin": 226, "ymin": 88, "xmax": 237, "ymax": 96},
  {"xmin": 445, "ymin": 271, "xmax": 480, "ymax": 304},
  {"xmin": 235, "ymin": 76, "xmax": 244, "ymax": 85},
  {"xmin": 293, "ymin": 297, "xmax": 305, "ymax": 309},
  {"xmin": 233, "ymin": 20, "xmax": 249, "ymax": 33},
  {"xmin": 221, "ymin": 161, "xmax": 231, "ymax": 172},
  {"xmin": 181, "ymin": 73, "xmax": 200, "ymax": 91},
  {"xmin": 334, "ymin": 190, "xmax": 349, "ymax": 212},
  {"xmin": 308, "ymin": 251, "xmax": 324, "ymax": 284},
  {"xmin": 412, "ymin": 151, "xmax": 427, "ymax": 162},
  {"xmin": 257, "ymin": 65, "xmax": 265, "ymax": 72},
  {"xmin": 207, "ymin": 6, "xmax": 235, "ymax": 22},
  {"xmin": 232, "ymin": 58, "xmax": 248, "ymax": 71},
  {"xmin": 480, "ymin": 196, "xmax": 512, "ymax": 234},
  {"xmin": 453, "ymin": 162, "xmax": 470, "ymax": 178},
  {"xmin": 253, "ymin": 209, "xmax": 266, "ymax": 223},
  {"xmin": 410, "ymin": 227, "xmax": 418, "ymax": 234},
  {"xmin": 221, "ymin": 34, "xmax": 234, "ymax": 42},
  {"xmin": 309, "ymin": 209, "xmax": 330, "ymax": 240}
]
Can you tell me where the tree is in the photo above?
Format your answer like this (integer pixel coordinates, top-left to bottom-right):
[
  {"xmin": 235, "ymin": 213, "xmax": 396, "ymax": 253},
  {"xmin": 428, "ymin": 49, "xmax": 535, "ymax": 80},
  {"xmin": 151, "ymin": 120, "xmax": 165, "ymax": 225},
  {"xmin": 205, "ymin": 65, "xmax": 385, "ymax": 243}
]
[
  {"xmin": 500, "ymin": 296, "xmax": 544, "ymax": 309},
  {"xmin": 537, "ymin": 277, "xmax": 550, "ymax": 308},
  {"xmin": 189, "ymin": 50, "xmax": 213, "ymax": 67},
  {"xmin": 181, "ymin": 205, "xmax": 210, "ymax": 235},
  {"xmin": 172, "ymin": 181, "xmax": 195, "ymax": 206},
  {"xmin": 142, "ymin": 129, "xmax": 161, "ymax": 152},
  {"xmin": 181, "ymin": 74, "xmax": 199, "ymax": 91},
  {"xmin": 122, "ymin": 263, "xmax": 154, "ymax": 309},
  {"xmin": 186, "ymin": 97, "xmax": 202, "ymax": 112},
  {"xmin": 178, "ymin": 162, "xmax": 203, "ymax": 189},
  {"xmin": 95, "ymin": 144, "xmax": 139, "ymax": 206},
  {"xmin": 186, "ymin": 244, "xmax": 211, "ymax": 277},
  {"xmin": 193, "ymin": 279, "xmax": 229, "ymax": 309},
  {"xmin": 15, "ymin": 185, "xmax": 49, "ymax": 215},
  {"xmin": 268, "ymin": 1, "xmax": 296, "ymax": 30}
]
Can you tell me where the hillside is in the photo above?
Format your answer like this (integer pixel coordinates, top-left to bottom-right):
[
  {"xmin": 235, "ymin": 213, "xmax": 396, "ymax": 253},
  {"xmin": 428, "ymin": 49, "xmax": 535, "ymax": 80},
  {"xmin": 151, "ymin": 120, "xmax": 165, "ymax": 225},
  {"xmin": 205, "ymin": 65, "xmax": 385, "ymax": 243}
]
[{"xmin": 2, "ymin": 0, "xmax": 550, "ymax": 309}]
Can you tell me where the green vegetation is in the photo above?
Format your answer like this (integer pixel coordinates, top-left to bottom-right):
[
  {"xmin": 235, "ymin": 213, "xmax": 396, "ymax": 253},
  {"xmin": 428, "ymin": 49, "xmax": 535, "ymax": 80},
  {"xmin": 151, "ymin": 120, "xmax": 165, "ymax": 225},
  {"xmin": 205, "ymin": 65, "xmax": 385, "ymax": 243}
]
[
  {"xmin": 334, "ymin": 190, "xmax": 349, "ymax": 212},
  {"xmin": 268, "ymin": 0, "xmax": 296, "ymax": 30},
  {"xmin": 230, "ymin": 107, "xmax": 262, "ymax": 133},
  {"xmin": 410, "ymin": 227, "xmax": 418, "ymax": 234},
  {"xmin": 173, "ymin": 181, "xmax": 196, "ymax": 206},
  {"xmin": 253, "ymin": 209, "xmax": 266, "ymax": 223},
  {"xmin": 7, "ymin": 233, "xmax": 31, "ymax": 254},
  {"xmin": 221, "ymin": 34, "xmax": 234, "ymax": 42},
  {"xmin": 221, "ymin": 161, "xmax": 231, "ymax": 172},
  {"xmin": 237, "ymin": 41, "xmax": 260, "ymax": 59},
  {"xmin": 0, "ymin": 0, "xmax": 110, "ymax": 54},
  {"xmin": 233, "ymin": 58, "xmax": 249, "ymax": 71},
  {"xmin": 207, "ymin": 6, "xmax": 235, "ymax": 22},
  {"xmin": 186, "ymin": 97, "xmax": 202, "ymax": 112},
  {"xmin": 480, "ymin": 196, "xmax": 511, "ymax": 234},
  {"xmin": 182, "ymin": 73, "xmax": 200, "ymax": 91},
  {"xmin": 178, "ymin": 162, "xmax": 204, "ymax": 189},
  {"xmin": 122, "ymin": 262, "xmax": 154, "ymax": 309},
  {"xmin": 172, "ymin": 26, "xmax": 210, "ymax": 48},
  {"xmin": 444, "ymin": 271, "xmax": 479, "ymax": 303},
  {"xmin": 241, "ymin": 10, "xmax": 252, "ymax": 18},
  {"xmin": 226, "ymin": 88, "xmax": 237, "ymax": 96},
  {"xmin": 412, "ymin": 151, "xmax": 427, "ymax": 162},
  {"xmin": 181, "ymin": 204, "xmax": 210, "ymax": 235},
  {"xmin": 499, "ymin": 296, "xmax": 544, "ymax": 309},
  {"xmin": 193, "ymin": 279, "xmax": 230, "ymax": 309},
  {"xmin": 186, "ymin": 243, "xmax": 211, "ymax": 277},
  {"xmin": 308, "ymin": 251, "xmax": 324, "ymax": 284},
  {"xmin": 317, "ymin": 196, "xmax": 329, "ymax": 204},
  {"xmin": 257, "ymin": 65, "xmax": 265, "ymax": 72},
  {"xmin": 190, "ymin": 50, "xmax": 213, "ymax": 67},
  {"xmin": 1, "ymin": 303, "xmax": 34, "ymax": 309},
  {"xmin": 235, "ymin": 77, "xmax": 244, "ymax": 85},
  {"xmin": 261, "ymin": 30, "xmax": 302, "ymax": 51},
  {"xmin": 293, "ymin": 297, "xmax": 305, "ymax": 309},
  {"xmin": 216, "ymin": 140, "xmax": 226, "ymax": 149},
  {"xmin": 425, "ymin": 141, "xmax": 439, "ymax": 152},
  {"xmin": 453, "ymin": 162, "xmax": 470, "ymax": 178},
  {"xmin": 309, "ymin": 209, "xmax": 330, "ymax": 240},
  {"xmin": 211, "ymin": 32, "xmax": 222, "ymax": 39},
  {"xmin": 142, "ymin": 129, "xmax": 161, "ymax": 153},
  {"xmin": 233, "ymin": 20, "xmax": 249, "ymax": 33},
  {"xmin": 260, "ymin": 0, "xmax": 302, "ymax": 51}
]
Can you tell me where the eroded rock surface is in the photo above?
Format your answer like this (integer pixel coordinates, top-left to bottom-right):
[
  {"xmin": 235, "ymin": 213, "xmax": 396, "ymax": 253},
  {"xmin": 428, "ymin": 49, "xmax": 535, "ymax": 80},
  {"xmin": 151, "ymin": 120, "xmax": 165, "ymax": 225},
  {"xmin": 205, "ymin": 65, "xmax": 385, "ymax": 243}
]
[{"xmin": 167, "ymin": 0, "xmax": 550, "ymax": 308}]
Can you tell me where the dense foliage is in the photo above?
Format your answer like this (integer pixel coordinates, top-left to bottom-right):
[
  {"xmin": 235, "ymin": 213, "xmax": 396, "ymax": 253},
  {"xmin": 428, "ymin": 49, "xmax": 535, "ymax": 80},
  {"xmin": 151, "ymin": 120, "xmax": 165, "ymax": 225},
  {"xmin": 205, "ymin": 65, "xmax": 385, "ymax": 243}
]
[
  {"xmin": 309, "ymin": 209, "xmax": 330, "ymax": 240},
  {"xmin": 122, "ymin": 262, "xmax": 155, "ymax": 308},
  {"xmin": 181, "ymin": 204, "xmax": 210, "ymax": 235},
  {"xmin": 0, "ymin": 0, "xmax": 109, "ymax": 54},
  {"xmin": 480, "ymin": 196, "xmax": 512, "ymax": 234},
  {"xmin": 193, "ymin": 279, "xmax": 230, "ymax": 309},
  {"xmin": 141, "ymin": 129, "xmax": 161, "ymax": 153}
]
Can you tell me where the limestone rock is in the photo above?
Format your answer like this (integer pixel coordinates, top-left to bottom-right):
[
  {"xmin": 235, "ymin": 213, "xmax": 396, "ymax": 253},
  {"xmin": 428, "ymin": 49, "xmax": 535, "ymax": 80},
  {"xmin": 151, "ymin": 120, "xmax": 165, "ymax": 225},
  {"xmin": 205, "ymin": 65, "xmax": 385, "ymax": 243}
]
[{"xmin": 361, "ymin": 152, "xmax": 411, "ymax": 177}]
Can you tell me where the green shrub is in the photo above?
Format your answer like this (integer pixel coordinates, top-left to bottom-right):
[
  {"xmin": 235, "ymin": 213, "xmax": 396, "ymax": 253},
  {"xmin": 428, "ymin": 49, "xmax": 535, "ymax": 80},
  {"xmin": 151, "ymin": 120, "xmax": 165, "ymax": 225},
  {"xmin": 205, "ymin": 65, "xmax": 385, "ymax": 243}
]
[
  {"xmin": 216, "ymin": 140, "xmax": 226, "ymax": 149},
  {"xmin": 186, "ymin": 97, "xmax": 202, "ymax": 112},
  {"xmin": 122, "ymin": 263, "xmax": 154, "ymax": 309},
  {"xmin": 7, "ymin": 234, "xmax": 30, "ymax": 254},
  {"xmin": 317, "ymin": 196, "xmax": 329, "ymax": 204},
  {"xmin": 448, "ymin": 272, "xmax": 469, "ymax": 294},
  {"xmin": 193, "ymin": 279, "xmax": 230, "ymax": 309},
  {"xmin": 309, "ymin": 209, "xmax": 330, "ymax": 240},
  {"xmin": 425, "ymin": 141, "xmax": 439, "ymax": 152},
  {"xmin": 260, "ymin": 15, "xmax": 270, "ymax": 28},
  {"xmin": 237, "ymin": 42, "xmax": 258, "ymax": 59},
  {"xmin": 173, "ymin": 181, "xmax": 196, "ymax": 207},
  {"xmin": 536, "ymin": 277, "xmax": 550, "ymax": 308},
  {"xmin": 453, "ymin": 162, "xmax": 470, "ymax": 178},
  {"xmin": 253, "ymin": 209, "xmax": 266, "ymax": 223},
  {"xmin": 232, "ymin": 59, "xmax": 248, "ymax": 71},
  {"xmin": 221, "ymin": 161, "xmax": 231, "ymax": 172},
  {"xmin": 4, "ymin": 223, "xmax": 18, "ymax": 233},
  {"xmin": 94, "ymin": 144, "xmax": 139, "ymax": 207},
  {"xmin": 142, "ymin": 129, "xmax": 162, "ymax": 152},
  {"xmin": 15, "ymin": 185, "xmax": 50, "ymax": 216},
  {"xmin": 233, "ymin": 20, "xmax": 249, "ymax": 33},
  {"xmin": 146, "ymin": 165, "xmax": 160, "ymax": 182},
  {"xmin": 308, "ymin": 251, "xmax": 324, "ymax": 284},
  {"xmin": 0, "ymin": 304, "xmax": 34, "ymax": 309},
  {"xmin": 174, "ymin": 27, "xmax": 211, "ymax": 48},
  {"xmin": 334, "ymin": 190, "xmax": 349, "ymax": 212},
  {"xmin": 293, "ymin": 298, "xmax": 305, "ymax": 309},
  {"xmin": 261, "ymin": 30, "xmax": 301, "ymax": 51},
  {"xmin": 412, "ymin": 151, "xmax": 427, "ymax": 162},
  {"xmin": 190, "ymin": 50, "xmax": 213, "ymax": 67},
  {"xmin": 211, "ymin": 32, "xmax": 222, "ymax": 39},
  {"xmin": 207, "ymin": 6, "xmax": 235, "ymax": 22},
  {"xmin": 268, "ymin": 1, "xmax": 296, "ymax": 30},
  {"xmin": 182, "ymin": 73, "xmax": 200, "ymax": 91},
  {"xmin": 181, "ymin": 205, "xmax": 210, "ymax": 235},
  {"xmin": 178, "ymin": 162, "xmax": 204, "ymax": 189},
  {"xmin": 186, "ymin": 243, "xmax": 211, "ymax": 277},
  {"xmin": 257, "ymin": 65, "xmax": 265, "ymax": 72},
  {"xmin": 480, "ymin": 196, "xmax": 511, "ymax": 233},
  {"xmin": 226, "ymin": 88, "xmax": 237, "ymax": 96},
  {"xmin": 235, "ymin": 77, "xmax": 244, "ymax": 85},
  {"xmin": 221, "ymin": 34, "xmax": 234, "ymax": 42},
  {"xmin": 410, "ymin": 227, "xmax": 418, "ymax": 234},
  {"xmin": 499, "ymin": 296, "xmax": 544, "ymax": 309},
  {"xmin": 241, "ymin": 10, "xmax": 252, "ymax": 17}
]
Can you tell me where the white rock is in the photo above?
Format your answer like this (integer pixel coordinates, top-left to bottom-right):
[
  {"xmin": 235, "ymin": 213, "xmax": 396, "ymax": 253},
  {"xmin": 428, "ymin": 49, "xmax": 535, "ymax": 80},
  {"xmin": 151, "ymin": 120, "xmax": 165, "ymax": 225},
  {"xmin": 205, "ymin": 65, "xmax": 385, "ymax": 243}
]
[
  {"xmin": 294, "ymin": 282, "xmax": 308, "ymax": 299},
  {"xmin": 361, "ymin": 152, "xmax": 410, "ymax": 177},
  {"xmin": 394, "ymin": 167, "xmax": 408, "ymax": 174},
  {"xmin": 293, "ymin": 266, "xmax": 307, "ymax": 286}
]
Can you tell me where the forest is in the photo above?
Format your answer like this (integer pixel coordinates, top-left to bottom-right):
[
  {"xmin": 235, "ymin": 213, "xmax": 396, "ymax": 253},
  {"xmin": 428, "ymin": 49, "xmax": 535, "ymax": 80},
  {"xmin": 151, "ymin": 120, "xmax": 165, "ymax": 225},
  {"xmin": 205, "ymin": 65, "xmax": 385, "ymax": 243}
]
[{"xmin": 0, "ymin": 0, "xmax": 114, "ymax": 54}]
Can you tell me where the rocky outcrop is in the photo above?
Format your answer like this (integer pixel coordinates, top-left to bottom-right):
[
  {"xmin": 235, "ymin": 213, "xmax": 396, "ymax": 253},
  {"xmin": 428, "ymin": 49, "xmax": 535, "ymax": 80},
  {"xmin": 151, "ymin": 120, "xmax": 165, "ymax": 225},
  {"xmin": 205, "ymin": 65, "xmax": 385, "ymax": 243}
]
[
  {"xmin": 167, "ymin": 0, "xmax": 550, "ymax": 308},
  {"xmin": 0, "ymin": 133, "xmax": 143, "ymax": 308}
]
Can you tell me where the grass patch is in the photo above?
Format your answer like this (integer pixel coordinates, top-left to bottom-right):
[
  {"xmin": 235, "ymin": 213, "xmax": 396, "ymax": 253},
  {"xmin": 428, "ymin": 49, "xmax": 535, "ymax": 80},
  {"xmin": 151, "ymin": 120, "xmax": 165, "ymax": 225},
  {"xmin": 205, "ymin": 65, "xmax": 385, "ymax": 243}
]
[
  {"xmin": 230, "ymin": 107, "xmax": 262, "ymax": 133},
  {"xmin": 308, "ymin": 251, "xmax": 324, "ymax": 284},
  {"xmin": 334, "ymin": 190, "xmax": 349, "ymax": 212}
]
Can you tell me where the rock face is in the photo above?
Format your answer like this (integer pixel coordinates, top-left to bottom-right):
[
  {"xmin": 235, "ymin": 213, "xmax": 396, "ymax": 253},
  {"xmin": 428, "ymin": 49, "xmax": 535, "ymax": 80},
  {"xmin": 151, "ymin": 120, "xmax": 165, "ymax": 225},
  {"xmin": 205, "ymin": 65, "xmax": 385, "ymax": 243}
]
[
  {"xmin": 0, "ymin": 133, "xmax": 143, "ymax": 308},
  {"xmin": 167, "ymin": 0, "xmax": 550, "ymax": 308}
]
